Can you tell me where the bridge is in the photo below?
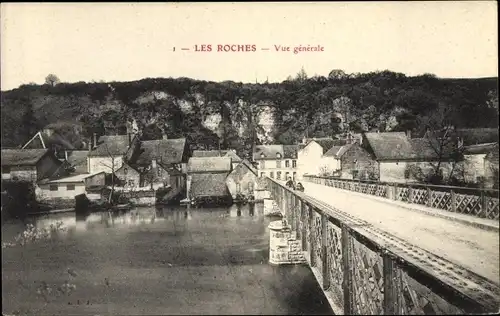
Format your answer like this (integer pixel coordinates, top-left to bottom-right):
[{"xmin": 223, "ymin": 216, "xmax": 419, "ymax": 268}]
[{"xmin": 264, "ymin": 175, "xmax": 500, "ymax": 315}]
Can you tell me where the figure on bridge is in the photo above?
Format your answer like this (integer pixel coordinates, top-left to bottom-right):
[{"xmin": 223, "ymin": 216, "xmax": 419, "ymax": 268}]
[
  {"xmin": 295, "ymin": 182, "xmax": 304, "ymax": 192},
  {"xmin": 286, "ymin": 177, "xmax": 294, "ymax": 189}
]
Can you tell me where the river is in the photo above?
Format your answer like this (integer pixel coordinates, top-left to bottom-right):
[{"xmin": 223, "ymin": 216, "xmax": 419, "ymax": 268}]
[{"xmin": 2, "ymin": 204, "xmax": 333, "ymax": 315}]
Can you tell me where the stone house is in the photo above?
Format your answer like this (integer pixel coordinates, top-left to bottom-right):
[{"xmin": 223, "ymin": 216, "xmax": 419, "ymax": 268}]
[
  {"xmin": 322, "ymin": 142, "xmax": 377, "ymax": 180},
  {"xmin": 186, "ymin": 157, "xmax": 232, "ymax": 201},
  {"xmin": 123, "ymin": 137, "xmax": 189, "ymax": 191},
  {"xmin": 253, "ymin": 145, "xmax": 298, "ymax": 181},
  {"xmin": 1, "ymin": 149, "xmax": 68, "ymax": 182},
  {"xmin": 461, "ymin": 142, "xmax": 499, "ymax": 186},
  {"xmin": 114, "ymin": 162, "xmax": 142, "ymax": 189},
  {"xmin": 297, "ymin": 138, "xmax": 339, "ymax": 180},
  {"xmin": 87, "ymin": 133, "xmax": 140, "ymax": 174},
  {"xmin": 226, "ymin": 159, "xmax": 259, "ymax": 199},
  {"xmin": 361, "ymin": 132, "xmax": 457, "ymax": 183}
]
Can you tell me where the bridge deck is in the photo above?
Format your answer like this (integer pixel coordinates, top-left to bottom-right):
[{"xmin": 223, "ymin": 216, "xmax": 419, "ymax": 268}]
[{"xmin": 297, "ymin": 181, "xmax": 500, "ymax": 285}]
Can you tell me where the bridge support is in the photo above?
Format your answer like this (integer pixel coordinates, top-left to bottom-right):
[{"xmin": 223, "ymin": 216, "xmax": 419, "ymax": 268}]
[{"xmin": 268, "ymin": 219, "xmax": 306, "ymax": 265}]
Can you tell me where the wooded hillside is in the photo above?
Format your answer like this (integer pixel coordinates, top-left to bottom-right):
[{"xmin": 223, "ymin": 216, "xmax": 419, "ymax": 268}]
[{"xmin": 1, "ymin": 70, "xmax": 498, "ymax": 159}]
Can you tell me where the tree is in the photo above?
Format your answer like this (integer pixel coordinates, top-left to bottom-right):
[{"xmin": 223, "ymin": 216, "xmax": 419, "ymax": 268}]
[
  {"xmin": 45, "ymin": 74, "xmax": 60, "ymax": 87},
  {"xmin": 295, "ymin": 67, "xmax": 308, "ymax": 82},
  {"xmin": 328, "ymin": 69, "xmax": 347, "ymax": 80}
]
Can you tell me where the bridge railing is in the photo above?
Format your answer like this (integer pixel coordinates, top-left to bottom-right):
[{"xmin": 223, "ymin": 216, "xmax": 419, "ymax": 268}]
[
  {"xmin": 267, "ymin": 177, "xmax": 500, "ymax": 315},
  {"xmin": 302, "ymin": 175, "xmax": 500, "ymax": 220}
]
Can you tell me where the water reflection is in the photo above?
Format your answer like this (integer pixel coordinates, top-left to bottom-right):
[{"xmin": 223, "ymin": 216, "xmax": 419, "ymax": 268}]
[{"xmin": 19, "ymin": 203, "xmax": 266, "ymax": 235}]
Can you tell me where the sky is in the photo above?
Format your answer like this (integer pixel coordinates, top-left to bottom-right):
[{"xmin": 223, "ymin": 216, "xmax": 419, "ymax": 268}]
[{"xmin": 1, "ymin": 2, "xmax": 498, "ymax": 91}]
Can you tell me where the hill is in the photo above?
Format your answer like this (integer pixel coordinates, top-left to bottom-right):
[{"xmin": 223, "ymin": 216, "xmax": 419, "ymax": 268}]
[{"xmin": 1, "ymin": 70, "xmax": 498, "ymax": 159}]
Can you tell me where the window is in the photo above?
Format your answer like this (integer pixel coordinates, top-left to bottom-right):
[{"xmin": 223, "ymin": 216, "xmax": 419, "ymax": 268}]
[
  {"xmin": 276, "ymin": 153, "xmax": 282, "ymax": 159},
  {"xmin": 49, "ymin": 184, "xmax": 58, "ymax": 191},
  {"xmin": 124, "ymin": 168, "xmax": 128, "ymax": 175},
  {"xmin": 270, "ymin": 172, "xmax": 274, "ymax": 179},
  {"xmin": 285, "ymin": 160, "xmax": 290, "ymax": 168},
  {"xmin": 293, "ymin": 172, "xmax": 297, "ymax": 180},
  {"xmin": 260, "ymin": 161, "xmax": 266, "ymax": 169},
  {"xmin": 292, "ymin": 160, "xmax": 297, "ymax": 168},
  {"xmin": 285, "ymin": 172, "xmax": 290, "ymax": 180},
  {"xmin": 261, "ymin": 172, "xmax": 266, "ymax": 177},
  {"xmin": 2, "ymin": 166, "xmax": 11, "ymax": 174},
  {"xmin": 277, "ymin": 171, "xmax": 282, "ymax": 180},
  {"xmin": 276, "ymin": 160, "xmax": 282, "ymax": 168},
  {"xmin": 66, "ymin": 184, "xmax": 75, "ymax": 191},
  {"xmin": 128, "ymin": 180, "xmax": 135, "ymax": 187},
  {"xmin": 158, "ymin": 168, "xmax": 162, "ymax": 176}
]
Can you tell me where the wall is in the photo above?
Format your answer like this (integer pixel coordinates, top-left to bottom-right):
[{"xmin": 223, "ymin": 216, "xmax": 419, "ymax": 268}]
[
  {"xmin": 36, "ymin": 181, "xmax": 86, "ymax": 200},
  {"xmin": 114, "ymin": 163, "xmax": 141, "ymax": 188},
  {"xmin": 226, "ymin": 165, "xmax": 257, "ymax": 198},
  {"xmin": 484, "ymin": 157, "xmax": 499, "ymax": 189},
  {"xmin": 340, "ymin": 145, "xmax": 378, "ymax": 180},
  {"xmin": 6, "ymin": 166, "xmax": 37, "ymax": 182},
  {"xmin": 88, "ymin": 156, "xmax": 124, "ymax": 174},
  {"xmin": 84, "ymin": 172, "xmax": 106, "ymax": 187},
  {"xmin": 319, "ymin": 156, "xmax": 340, "ymax": 175},
  {"xmin": 462, "ymin": 154, "xmax": 487, "ymax": 183},
  {"xmin": 379, "ymin": 161, "xmax": 407, "ymax": 183},
  {"xmin": 297, "ymin": 141, "xmax": 323, "ymax": 180}
]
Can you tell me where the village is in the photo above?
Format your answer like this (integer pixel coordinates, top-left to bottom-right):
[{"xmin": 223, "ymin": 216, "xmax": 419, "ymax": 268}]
[{"xmin": 1, "ymin": 122, "xmax": 498, "ymax": 215}]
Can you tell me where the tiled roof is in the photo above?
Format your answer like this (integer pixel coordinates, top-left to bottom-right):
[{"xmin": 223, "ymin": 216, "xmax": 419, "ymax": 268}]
[
  {"xmin": 88, "ymin": 135, "xmax": 132, "ymax": 157},
  {"xmin": 463, "ymin": 142, "xmax": 498, "ymax": 155},
  {"xmin": 1, "ymin": 149, "xmax": 49, "ymax": 166},
  {"xmin": 363, "ymin": 132, "xmax": 415, "ymax": 160},
  {"xmin": 187, "ymin": 157, "xmax": 232, "ymax": 173},
  {"xmin": 253, "ymin": 145, "xmax": 283, "ymax": 160},
  {"xmin": 65, "ymin": 150, "xmax": 88, "ymax": 174},
  {"xmin": 452, "ymin": 128, "xmax": 499, "ymax": 146},
  {"xmin": 190, "ymin": 173, "xmax": 230, "ymax": 198},
  {"xmin": 192, "ymin": 149, "xmax": 242, "ymax": 163},
  {"xmin": 304, "ymin": 138, "xmax": 337, "ymax": 154},
  {"xmin": 131, "ymin": 138, "xmax": 187, "ymax": 166}
]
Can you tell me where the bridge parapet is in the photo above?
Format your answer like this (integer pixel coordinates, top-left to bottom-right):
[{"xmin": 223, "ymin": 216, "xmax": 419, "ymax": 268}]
[
  {"xmin": 266, "ymin": 177, "xmax": 500, "ymax": 315},
  {"xmin": 303, "ymin": 175, "xmax": 499, "ymax": 220}
]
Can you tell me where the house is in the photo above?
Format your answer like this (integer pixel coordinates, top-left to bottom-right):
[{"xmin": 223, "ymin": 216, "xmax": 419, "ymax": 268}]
[
  {"xmin": 361, "ymin": 132, "xmax": 457, "ymax": 183},
  {"xmin": 253, "ymin": 145, "xmax": 299, "ymax": 181},
  {"xmin": 87, "ymin": 133, "xmax": 139, "ymax": 174},
  {"xmin": 1, "ymin": 149, "xmax": 67, "ymax": 182},
  {"xmin": 192, "ymin": 149, "xmax": 242, "ymax": 169},
  {"xmin": 36, "ymin": 172, "xmax": 106, "ymax": 205},
  {"xmin": 461, "ymin": 142, "xmax": 498, "ymax": 185},
  {"xmin": 22, "ymin": 128, "xmax": 77, "ymax": 160},
  {"xmin": 450, "ymin": 128, "xmax": 499, "ymax": 146},
  {"xmin": 322, "ymin": 142, "xmax": 377, "ymax": 179},
  {"xmin": 186, "ymin": 157, "xmax": 232, "ymax": 201},
  {"xmin": 124, "ymin": 137, "xmax": 189, "ymax": 191},
  {"xmin": 114, "ymin": 161, "xmax": 142, "ymax": 189},
  {"xmin": 297, "ymin": 137, "xmax": 342, "ymax": 179},
  {"xmin": 226, "ymin": 159, "xmax": 259, "ymax": 199}
]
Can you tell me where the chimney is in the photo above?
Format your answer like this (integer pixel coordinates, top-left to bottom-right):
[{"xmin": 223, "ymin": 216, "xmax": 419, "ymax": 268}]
[
  {"xmin": 88, "ymin": 139, "xmax": 92, "ymax": 151},
  {"xmin": 93, "ymin": 133, "xmax": 97, "ymax": 149},
  {"xmin": 406, "ymin": 130, "xmax": 412, "ymax": 139},
  {"xmin": 64, "ymin": 150, "xmax": 69, "ymax": 161},
  {"xmin": 152, "ymin": 158, "xmax": 157, "ymax": 169}
]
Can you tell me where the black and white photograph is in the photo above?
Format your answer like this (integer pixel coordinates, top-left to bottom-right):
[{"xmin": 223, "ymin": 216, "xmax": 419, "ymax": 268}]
[{"xmin": 1, "ymin": 2, "xmax": 499, "ymax": 315}]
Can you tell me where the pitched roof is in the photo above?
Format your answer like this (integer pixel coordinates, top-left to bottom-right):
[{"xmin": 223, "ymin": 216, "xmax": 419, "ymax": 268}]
[
  {"xmin": 1, "ymin": 149, "xmax": 49, "ymax": 166},
  {"xmin": 363, "ymin": 132, "xmax": 415, "ymax": 160},
  {"xmin": 240, "ymin": 159, "xmax": 258, "ymax": 175},
  {"xmin": 190, "ymin": 173, "xmax": 230, "ymax": 198},
  {"xmin": 283, "ymin": 145, "xmax": 299, "ymax": 159},
  {"xmin": 132, "ymin": 138, "xmax": 187, "ymax": 165},
  {"xmin": 187, "ymin": 157, "xmax": 232, "ymax": 173},
  {"xmin": 65, "ymin": 150, "xmax": 88, "ymax": 174},
  {"xmin": 463, "ymin": 142, "xmax": 498, "ymax": 155},
  {"xmin": 303, "ymin": 138, "xmax": 337, "ymax": 154},
  {"xmin": 192, "ymin": 149, "xmax": 242, "ymax": 163},
  {"xmin": 409, "ymin": 137, "xmax": 456, "ymax": 160},
  {"xmin": 88, "ymin": 135, "xmax": 132, "ymax": 157},
  {"xmin": 230, "ymin": 159, "xmax": 258, "ymax": 178},
  {"xmin": 22, "ymin": 130, "xmax": 76, "ymax": 151},
  {"xmin": 453, "ymin": 128, "xmax": 499, "ymax": 146},
  {"xmin": 253, "ymin": 145, "xmax": 283, "ymax": 160}
]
